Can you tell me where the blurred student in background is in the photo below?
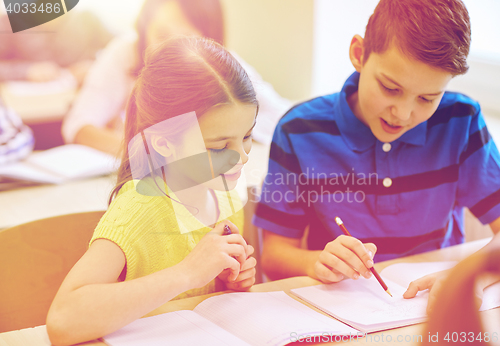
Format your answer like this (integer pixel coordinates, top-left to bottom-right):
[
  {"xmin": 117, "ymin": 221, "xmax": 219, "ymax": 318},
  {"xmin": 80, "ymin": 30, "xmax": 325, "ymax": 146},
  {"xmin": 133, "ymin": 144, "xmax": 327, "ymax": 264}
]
[
  {"xmin": 0, "ymin": 11, "xmax": 113, "ymax": 84},
  {"xmin": 0, "ymin": 96, "xmax": 34, "ymax": 165},
  {"xmin": 62, "ymin": 0, "xmax": 292, "ymax": 156}
]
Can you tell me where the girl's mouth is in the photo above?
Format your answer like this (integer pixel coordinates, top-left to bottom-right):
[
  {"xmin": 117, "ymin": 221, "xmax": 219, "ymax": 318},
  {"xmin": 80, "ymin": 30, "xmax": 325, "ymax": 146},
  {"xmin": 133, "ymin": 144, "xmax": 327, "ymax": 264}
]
[{"xmin": 221, "ymin": 169, "xmax": 242, "ymax": 181}]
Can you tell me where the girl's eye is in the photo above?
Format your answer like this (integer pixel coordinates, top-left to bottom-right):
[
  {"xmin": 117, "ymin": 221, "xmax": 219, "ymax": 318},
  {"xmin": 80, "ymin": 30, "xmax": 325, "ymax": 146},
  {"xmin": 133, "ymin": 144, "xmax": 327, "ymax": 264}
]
[
  {"xmin": 208, "ymin": 147, "xmax": 226, "ymax": 153},
  {"xmin": 244, "ymin": 133, "xmax": 252, "ymax": 140}
]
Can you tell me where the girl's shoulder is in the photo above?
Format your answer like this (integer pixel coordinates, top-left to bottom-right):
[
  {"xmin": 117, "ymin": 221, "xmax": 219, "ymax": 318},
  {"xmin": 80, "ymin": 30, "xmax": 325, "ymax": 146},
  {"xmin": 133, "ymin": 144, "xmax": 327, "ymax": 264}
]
[{"xmin": 101, "ymin": 180, "xmax": 177, "ymax": 228}]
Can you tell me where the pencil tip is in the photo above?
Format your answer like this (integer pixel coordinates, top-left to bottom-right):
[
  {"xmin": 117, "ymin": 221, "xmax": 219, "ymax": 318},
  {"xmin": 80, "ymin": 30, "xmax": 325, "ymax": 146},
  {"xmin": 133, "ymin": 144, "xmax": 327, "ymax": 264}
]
[
  {"xmin": 335, "ymin": 217, "xmax": 343, "ymax": 225},
  {"xmin": 386, "ymin": 289, "xmax": 393, "ymax": 297}
]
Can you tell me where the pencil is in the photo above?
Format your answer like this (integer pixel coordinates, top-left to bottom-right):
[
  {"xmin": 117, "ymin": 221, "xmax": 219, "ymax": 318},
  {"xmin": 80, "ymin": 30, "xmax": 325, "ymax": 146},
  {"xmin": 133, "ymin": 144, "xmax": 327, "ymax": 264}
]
[
  {"xmin": 335, "ymin": 216, "xmax": 392, "ymax": 297},
  {"xmin": 223, "ymin": 225, "xmax": 232, "ymax": 236}
]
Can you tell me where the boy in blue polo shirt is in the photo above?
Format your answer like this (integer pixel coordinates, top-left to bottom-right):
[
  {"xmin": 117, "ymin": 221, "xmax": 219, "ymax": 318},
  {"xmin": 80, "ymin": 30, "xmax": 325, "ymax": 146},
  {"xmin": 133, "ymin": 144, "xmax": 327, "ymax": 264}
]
[{"xmin": 253, "ymin": 0, "xmax": 500, "ymax": 308}]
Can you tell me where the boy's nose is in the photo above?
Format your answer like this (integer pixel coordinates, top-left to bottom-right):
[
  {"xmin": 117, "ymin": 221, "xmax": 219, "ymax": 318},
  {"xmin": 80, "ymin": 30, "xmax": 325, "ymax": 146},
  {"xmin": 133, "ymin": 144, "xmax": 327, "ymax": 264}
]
[{"xmin": 391, "ymin": 101, "xmax": 412, "ymax": 122}]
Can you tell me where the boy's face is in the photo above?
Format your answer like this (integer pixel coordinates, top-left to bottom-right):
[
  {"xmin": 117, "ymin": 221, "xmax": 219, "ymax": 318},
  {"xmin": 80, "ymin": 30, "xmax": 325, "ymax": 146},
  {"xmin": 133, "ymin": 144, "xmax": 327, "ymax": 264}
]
[{"xmin": 350, "ymin": 42, "xmax": 453, "ymax": 143}]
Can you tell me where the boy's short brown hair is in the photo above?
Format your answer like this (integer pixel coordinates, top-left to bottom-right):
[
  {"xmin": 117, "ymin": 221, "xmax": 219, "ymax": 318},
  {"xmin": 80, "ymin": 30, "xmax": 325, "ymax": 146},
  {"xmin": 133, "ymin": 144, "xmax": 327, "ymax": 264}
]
[{"xmin": 363, "ymin": 0, "xmax": 471, "ymax": 75}]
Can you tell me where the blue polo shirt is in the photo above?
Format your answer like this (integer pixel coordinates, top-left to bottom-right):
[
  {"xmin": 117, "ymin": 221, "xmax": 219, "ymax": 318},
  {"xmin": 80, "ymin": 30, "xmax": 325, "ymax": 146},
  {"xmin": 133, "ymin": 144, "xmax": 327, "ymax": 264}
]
[{"xmin": 253, "ymin": 72, "xmax": 500, "ymax": 261}]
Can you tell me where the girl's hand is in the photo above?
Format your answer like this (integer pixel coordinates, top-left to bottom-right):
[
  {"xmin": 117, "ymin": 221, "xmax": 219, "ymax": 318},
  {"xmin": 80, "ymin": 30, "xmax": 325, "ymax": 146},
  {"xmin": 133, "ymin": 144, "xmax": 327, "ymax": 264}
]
[
  {"xmin": 180, "ymin": 221, "xmax": 248, "ymax": 289},
  {"xmin": 218, "ymin": 245, "xmax": 257, "ymax": 291},
  {"xmin": 313, "ymin": 235, "xmax": 377, "ymax": 283}
]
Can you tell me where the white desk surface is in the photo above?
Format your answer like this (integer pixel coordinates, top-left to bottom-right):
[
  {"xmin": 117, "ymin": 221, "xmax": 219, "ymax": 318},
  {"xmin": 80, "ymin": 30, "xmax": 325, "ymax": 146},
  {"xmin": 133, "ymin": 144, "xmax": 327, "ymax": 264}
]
[{"xmin": 0, "ymin": 176, "xmax": 114, "ymax": 229}]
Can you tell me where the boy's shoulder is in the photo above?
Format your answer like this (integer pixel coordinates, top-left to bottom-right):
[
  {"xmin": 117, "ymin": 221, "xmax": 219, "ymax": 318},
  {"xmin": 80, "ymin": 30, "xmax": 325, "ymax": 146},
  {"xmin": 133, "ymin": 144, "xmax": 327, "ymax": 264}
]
[
  {"xmin": 277, "ymin": 93, "xmax": 341, "ymax": 131},
  {"xmin": 431, "ymin": 91, "xmax": 481, "ymax": 125}
]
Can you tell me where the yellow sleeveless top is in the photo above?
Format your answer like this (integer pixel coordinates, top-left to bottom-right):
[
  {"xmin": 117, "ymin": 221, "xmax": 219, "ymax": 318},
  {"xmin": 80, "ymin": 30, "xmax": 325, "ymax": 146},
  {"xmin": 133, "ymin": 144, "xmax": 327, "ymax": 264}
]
[{"xmin": 89, "ymin": 179, "xmax": 244, "ymax": 300}]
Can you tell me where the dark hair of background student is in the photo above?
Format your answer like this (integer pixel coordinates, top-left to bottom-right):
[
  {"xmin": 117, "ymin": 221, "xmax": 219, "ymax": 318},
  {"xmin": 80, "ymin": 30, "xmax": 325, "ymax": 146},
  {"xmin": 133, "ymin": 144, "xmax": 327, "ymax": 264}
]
[{"xmin": 132, "ymin": 0, "xmax": 225, "ymax": 76}]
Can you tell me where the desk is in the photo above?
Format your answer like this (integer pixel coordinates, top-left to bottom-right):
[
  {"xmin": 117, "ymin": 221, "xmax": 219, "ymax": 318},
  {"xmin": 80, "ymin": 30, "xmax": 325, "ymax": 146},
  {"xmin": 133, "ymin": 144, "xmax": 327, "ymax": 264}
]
[
  {"xmin": 0, "ymin": 176, "xmax": 113, "ymax": 230},
  {"xmin": 1, "ymin": 238, "xmax": 497, "ymax": 346},
  {"xmin": 1, "ymin": 79, "xmax": 76, "ymax": 150}
]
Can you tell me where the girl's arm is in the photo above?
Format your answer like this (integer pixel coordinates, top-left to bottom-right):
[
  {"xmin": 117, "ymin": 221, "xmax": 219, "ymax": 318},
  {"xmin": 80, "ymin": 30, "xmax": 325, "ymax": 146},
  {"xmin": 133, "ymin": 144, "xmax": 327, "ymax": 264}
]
[{"xmin": 47, "ymin": 222, "xmax": 247, "ymax": 346}]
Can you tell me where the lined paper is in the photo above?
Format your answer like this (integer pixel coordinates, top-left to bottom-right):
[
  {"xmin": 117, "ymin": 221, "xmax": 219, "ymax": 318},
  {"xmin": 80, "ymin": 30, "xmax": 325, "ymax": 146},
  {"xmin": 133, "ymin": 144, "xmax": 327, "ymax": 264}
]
[
  {"xmin": 193, "ymin": 291, "xmax": 358, "ymax": 346},
  {"xmin": 104, "ymin": 310, "xmax": 250, "ymax": 346}
]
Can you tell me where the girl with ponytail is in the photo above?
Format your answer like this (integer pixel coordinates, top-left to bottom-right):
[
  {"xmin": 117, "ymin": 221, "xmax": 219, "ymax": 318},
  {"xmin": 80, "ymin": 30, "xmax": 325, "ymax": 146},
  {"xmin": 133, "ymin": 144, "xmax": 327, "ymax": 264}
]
[{"xmin": 47, "ymin": 36, "xmax": 258, "ymax": 346}]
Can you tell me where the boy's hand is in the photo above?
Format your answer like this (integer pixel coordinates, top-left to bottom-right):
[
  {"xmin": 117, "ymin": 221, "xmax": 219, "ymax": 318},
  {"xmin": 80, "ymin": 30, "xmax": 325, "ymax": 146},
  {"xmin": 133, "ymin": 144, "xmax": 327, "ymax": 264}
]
[
  {"xmin": 313, "ymin": 235, "xmax": 377, "ymax": 283},
  {"xmin": 181, "ymin": 221, "xmax": 248, "ymax": 289}
]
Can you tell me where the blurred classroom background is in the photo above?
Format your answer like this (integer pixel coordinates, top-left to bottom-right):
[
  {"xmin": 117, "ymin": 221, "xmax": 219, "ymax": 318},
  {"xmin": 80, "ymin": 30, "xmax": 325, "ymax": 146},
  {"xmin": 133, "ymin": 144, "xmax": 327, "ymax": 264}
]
[
  {"xmin": 1, "ymin": 0, "xmax": 499, "ymax": 147},
  {"xmin": 72, "ymin": 0, "xmax": 500, "ymax": 111}
]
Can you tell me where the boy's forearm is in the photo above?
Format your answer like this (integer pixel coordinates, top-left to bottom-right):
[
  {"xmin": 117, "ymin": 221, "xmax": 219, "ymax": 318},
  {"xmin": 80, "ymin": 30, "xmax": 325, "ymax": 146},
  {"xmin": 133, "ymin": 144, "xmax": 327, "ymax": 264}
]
[
  {"xmin": 262, "ymin": 242, "xmax": 321, "ymax": 281},
  {"xmin": 47, "ymin": 264, "xmax": 192, "ymax": 346}
]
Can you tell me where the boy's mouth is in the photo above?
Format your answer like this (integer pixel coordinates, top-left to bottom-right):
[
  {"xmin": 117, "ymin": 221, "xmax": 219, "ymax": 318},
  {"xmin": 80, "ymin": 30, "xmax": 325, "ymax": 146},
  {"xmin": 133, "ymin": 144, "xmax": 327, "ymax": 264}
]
[{"xmin": 380, "ymin": 118, "xmax": 403, "ymax": 134}]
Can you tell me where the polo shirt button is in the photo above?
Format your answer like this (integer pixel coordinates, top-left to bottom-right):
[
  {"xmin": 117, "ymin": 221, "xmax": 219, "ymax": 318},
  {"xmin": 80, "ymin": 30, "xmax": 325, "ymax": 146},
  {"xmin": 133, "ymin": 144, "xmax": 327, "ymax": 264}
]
[
  {"xmin": 382, "ymin": 143, "xmax": 391, "ymax": 152},
  {"xmin": 383, "ymin": 177, "xmax": 392, "ymax": 187}
]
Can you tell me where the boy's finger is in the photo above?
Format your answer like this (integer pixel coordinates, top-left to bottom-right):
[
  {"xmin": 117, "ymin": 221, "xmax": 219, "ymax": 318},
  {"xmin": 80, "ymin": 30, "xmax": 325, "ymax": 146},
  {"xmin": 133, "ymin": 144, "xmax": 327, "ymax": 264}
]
[
  {"xmin": 340, "ymin": 236, "xmax": 375, "ymax": 269},
  {"xmin": 319, "ymin": 251, "xmax": 360, "ymax": 280},
  {"xmin": 314, "ymin": 261, "xmax": 344, "ymax": 283}
]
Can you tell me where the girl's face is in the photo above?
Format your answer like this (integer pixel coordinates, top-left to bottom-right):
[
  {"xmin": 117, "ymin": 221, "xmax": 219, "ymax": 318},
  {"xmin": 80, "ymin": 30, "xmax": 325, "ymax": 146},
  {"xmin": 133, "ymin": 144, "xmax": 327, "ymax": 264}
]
[
  {"xmin": 198, "ymin": 103, "xmax": 257, "ymax": 191},
  {"xmin": 146, "ymin": 1, "xmax": 202, "ymax": 47}
]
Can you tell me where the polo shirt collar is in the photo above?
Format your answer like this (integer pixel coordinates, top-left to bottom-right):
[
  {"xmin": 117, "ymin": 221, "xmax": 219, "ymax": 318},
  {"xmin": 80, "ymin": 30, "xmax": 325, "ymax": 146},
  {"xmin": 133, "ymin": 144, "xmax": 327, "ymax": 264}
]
[
  {"xmin": 338, "ymin": 72, "xmax": 376, "ymax": 152},
  {"xmin": 338, "ymin": 72, "xmax": 427, "ymax": 150}
]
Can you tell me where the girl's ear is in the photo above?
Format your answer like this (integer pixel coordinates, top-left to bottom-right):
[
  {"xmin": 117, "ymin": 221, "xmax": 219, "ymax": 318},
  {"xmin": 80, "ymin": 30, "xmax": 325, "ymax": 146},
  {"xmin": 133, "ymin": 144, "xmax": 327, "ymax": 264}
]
[
  {"xmin": 349, "ymin": 35, "xmax": 365, "ymax": 72},
  {"xmin": 151, "ymin": 135, "xmax": 175, "ymax": 159}
]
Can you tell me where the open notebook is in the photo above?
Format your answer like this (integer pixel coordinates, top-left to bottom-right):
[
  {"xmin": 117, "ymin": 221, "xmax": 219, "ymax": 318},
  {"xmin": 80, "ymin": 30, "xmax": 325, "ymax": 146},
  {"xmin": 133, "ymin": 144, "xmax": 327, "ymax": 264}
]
[
  {"xmin": 0, "ymin": 144, "xmax": 118, "ymax": 186},
  {"xmin": 291, "ymin": 261, "xmax": 500, "ymax": 333},
  {"xmin": 103, "ymin": 291, "xmax": 359, "ymax": 346}
]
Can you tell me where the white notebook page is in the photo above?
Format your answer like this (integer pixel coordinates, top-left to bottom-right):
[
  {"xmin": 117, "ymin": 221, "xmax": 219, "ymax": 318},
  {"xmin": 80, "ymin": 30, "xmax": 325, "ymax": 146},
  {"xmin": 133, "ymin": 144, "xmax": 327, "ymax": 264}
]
[
  {"xmin": 292, "ymin": 277, "xmax": 427, "ymax": 331},
  {"xmin": 193, "ymin": 291, "xmax": 359, "ymax": 346},
  {"xmin": 104, "ymin": 310, "xmax": 250, "ymax": 346},
  {"xmin": 380, "ymin": 261, "xmax": 500, "ymax": 311},
  {"xmin": 380, "ymin": 261, "xmax": 457, "ymax": 287}
]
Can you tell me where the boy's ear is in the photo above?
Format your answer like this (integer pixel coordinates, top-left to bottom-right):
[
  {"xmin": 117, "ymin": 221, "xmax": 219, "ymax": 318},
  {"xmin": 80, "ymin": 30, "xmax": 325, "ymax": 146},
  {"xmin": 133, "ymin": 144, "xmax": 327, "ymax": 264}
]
[
  {"xmin": 151, "ymin": 135, "xmax": 175, "ymax": 159},
  {"xmin": 349, "ymin": 35, "xmax": 365, "ymax": 72}
]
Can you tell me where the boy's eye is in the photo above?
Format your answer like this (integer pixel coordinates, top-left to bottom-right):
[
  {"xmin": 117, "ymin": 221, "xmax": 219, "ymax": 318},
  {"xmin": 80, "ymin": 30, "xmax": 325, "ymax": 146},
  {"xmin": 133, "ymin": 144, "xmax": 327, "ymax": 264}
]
[
  {"xmin": 381, "ymin": 83, "xmax": 398, "ymax": 94},
  {"xmin": 419, "ymin": 96, "xmax": 433, "ymax": 104}
]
